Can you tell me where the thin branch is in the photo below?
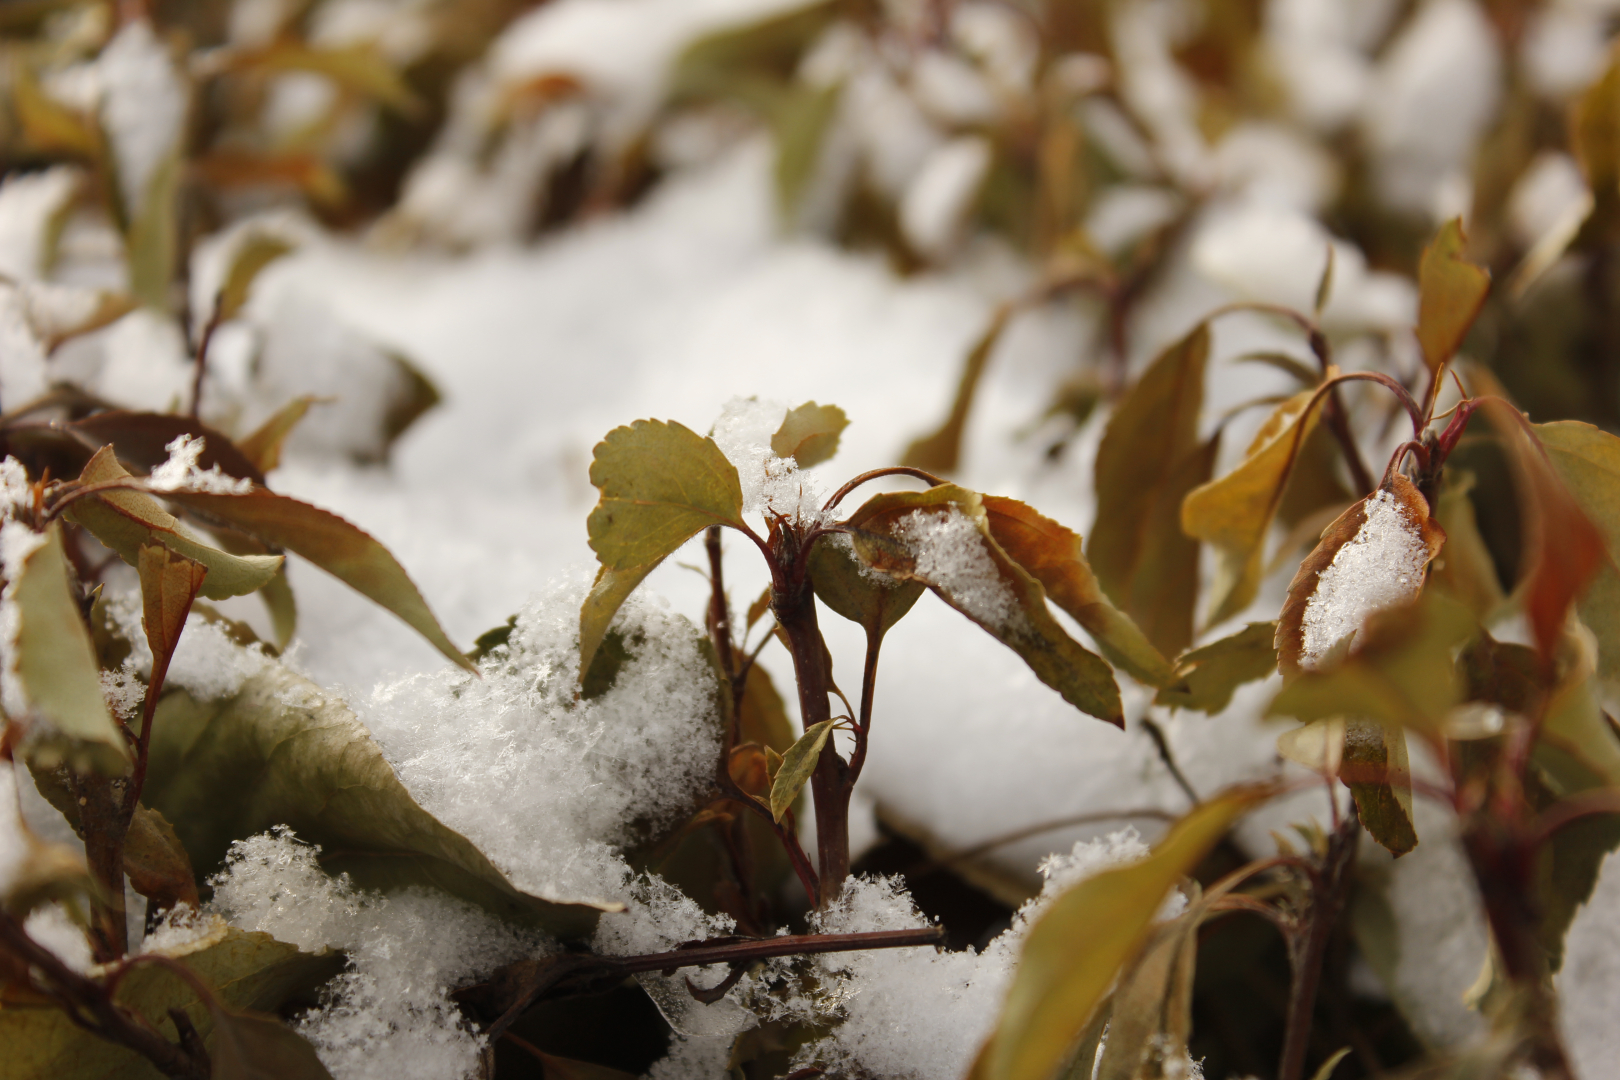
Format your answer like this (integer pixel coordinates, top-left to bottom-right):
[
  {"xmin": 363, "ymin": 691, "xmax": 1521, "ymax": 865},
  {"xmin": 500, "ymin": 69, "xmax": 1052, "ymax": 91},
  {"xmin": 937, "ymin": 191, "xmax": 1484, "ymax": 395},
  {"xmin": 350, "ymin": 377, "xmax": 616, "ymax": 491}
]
[
  {"xmin": 901, "ymin": 807, "xmax": 1177, "ymax": 878},
  {"xmin": 823, "ymin": 467, "xmax": 946, "ymax": 513},
  {"xmin": 1140, "ymin": 717, "xmax": 1200, "ymax": 807},
  {"xmin": 188, "ymin": 299, "xmax": 225, "ymax": 420},
  {"xmin": 847, "ymin": 630, "xmax": 882, "ymax": 785},
  {"xmin": 1278, "ymin": 811, "xmax": 1359, "ymax": 1080}
]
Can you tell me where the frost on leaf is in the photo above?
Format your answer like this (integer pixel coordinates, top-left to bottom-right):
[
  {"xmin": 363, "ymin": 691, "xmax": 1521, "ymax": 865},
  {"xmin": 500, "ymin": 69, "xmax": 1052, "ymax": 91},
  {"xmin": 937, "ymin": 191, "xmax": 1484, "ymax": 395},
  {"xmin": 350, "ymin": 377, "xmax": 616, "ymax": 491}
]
[
  {"xmin": 146, "ymin": 434, "xmax": 255, "ymax": 494},
  {"xmin": 1277, "ymin": 474, "xmax": 1446, "ymax": 674}
]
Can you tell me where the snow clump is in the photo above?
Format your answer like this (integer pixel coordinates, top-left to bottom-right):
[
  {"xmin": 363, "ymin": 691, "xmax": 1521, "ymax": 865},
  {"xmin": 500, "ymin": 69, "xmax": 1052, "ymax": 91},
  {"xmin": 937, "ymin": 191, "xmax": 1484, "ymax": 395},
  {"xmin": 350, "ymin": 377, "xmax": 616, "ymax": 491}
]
[
  {"xmin": 710, "ymin": 396, "xmax": 828, "ymax": 525},
  {"xmin": 146, "ymin": 434, "xmax": 254, "ymax": 494},
  {"xmin": 892, "ymin": 507, "xmax": 1019, "ymax": 631},
  {"xmin": 1299, "ymin": 488, "xmax": 1431, "ymax": 669},
  {"xmin": 212, "ymin": 827, "xmax": 546, "ymax": 1080},
  {"xmin": 360, "ymin": 578, "xmax": 722, "ymax": 907}
]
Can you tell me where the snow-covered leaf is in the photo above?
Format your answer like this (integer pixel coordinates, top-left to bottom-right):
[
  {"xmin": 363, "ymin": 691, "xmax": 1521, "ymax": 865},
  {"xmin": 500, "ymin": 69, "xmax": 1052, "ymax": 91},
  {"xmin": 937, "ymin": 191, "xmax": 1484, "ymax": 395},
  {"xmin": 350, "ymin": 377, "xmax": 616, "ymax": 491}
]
[
  {"xmin": 972, "ymin": 788, "xmax": 1267, "ymax": 1080},
  {"xmin": 770, "ymin": 400, "xmax": 847, "ymax": 468},
  {"xmin": 1182, "ymin": 388, "xmax": 1325, "ymax": 628},
  {"xmin": 981, "ymin": 495, "xmax": 1174, "ymax": 687},
  {"xmin": 846, "ymin": 483, "xmax": 1122, "ymax": 724},
  {"xmin": 1090, "ymin": 323, "xmax": 1210, "ymax": 659},
  {"xmin": 144, "ymin": 661, "xmax": 608, "ymax": 930},
  {"xmin": 160, "ymin": 486, "xmax": 472, "ymax": 672},
  {"xmin": 1154, "ymin": 622, "xmax": 1277, "ymax": 714},
  {"xmin": 586, "ymin": 419, "xmax": 744, "ymax": 571},
  {"xmin": 771, "ymin": 718, "xmax": 833, "ymax": 822},
  {"xmin": 11, "ymin": 522, "xmax": 128, "ymax": 774},
  {"xmin": 1415, "ymin": 218, "xmax": 1489, "ymax": 376},
  {"xmin": 808, "ymin": 534, "xmax": 924, "ymax": 640}
]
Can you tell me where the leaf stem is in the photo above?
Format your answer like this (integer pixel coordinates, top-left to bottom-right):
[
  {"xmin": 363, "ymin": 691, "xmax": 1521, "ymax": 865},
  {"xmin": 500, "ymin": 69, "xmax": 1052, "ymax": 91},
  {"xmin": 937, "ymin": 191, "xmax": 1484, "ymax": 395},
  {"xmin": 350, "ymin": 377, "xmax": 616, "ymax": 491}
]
[
  {"xmin": 1277, "ymin": 811, "xmax": 1358, "ymax": 1080},
  {"xmin": 822, "ymin": 467, "xmax": 946, "ymax": 514}
]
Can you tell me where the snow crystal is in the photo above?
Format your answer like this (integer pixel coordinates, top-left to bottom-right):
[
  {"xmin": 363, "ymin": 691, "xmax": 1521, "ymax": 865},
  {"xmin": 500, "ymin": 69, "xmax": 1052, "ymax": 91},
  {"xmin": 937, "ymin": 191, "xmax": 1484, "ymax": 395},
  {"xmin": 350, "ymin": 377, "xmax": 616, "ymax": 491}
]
[
  {"xmin": 892, "ymin": 508, "xmax": 1018, "ymax": 631},
  {"xmin": 147, "ymin": 435, "xmax": 254, "ymax": 494},
  {"xmin": 1299, "ymin": 490, "xmax": 1431, "ymax": 669},
  {"xmin": 359, "ymin": 579, "xmax": 721, "ymax": 906},
  {"xmin": 97, "ymin": 21, "xmax": 188, "ymax": 221},
  {"xmin": 709, "ymin": 397, "xmax": 828, "ymax": 525},
  {"xmin": 212, "ymin": 828, "xmax": 546, "ymax": 1080}
]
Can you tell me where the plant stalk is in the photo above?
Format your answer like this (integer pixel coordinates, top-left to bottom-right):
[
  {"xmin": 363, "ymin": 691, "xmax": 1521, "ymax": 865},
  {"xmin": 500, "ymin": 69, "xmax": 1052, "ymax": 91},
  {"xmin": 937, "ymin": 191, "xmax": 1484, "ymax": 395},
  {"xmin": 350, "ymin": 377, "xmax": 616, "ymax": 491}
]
[{"xmin": 1278, "ymin": 811, "xmax": 1359, "ymax": 1080}]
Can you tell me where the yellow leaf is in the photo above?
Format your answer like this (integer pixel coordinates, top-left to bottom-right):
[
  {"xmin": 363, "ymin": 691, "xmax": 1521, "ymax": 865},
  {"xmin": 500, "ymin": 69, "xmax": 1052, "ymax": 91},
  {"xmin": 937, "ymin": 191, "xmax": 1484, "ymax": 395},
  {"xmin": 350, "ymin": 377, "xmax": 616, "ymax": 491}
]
[{"xmin": 1415, "ymin": 218, "xmax": 1490, "ymax": 376}]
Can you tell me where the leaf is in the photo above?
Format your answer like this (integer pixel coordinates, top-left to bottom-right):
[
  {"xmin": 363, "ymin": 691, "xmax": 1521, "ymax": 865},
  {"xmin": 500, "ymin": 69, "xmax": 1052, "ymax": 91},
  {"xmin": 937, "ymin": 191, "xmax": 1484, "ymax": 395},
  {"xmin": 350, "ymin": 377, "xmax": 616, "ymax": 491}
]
[
  {"xmin": 1, "ymin": 765, "xmax": 90, "ymax": 918},
  {"xmin": 845, "ymin": 484, "xmax": 1123, "ymax": 724},
  {"xmin": 1090, "ymin": 323, "xmax": 1209, "ymax": 658},
  {"xmin": 770, "ymin": 719, "xmax": 834, "ymax": 822},
  {"xmin": 982, "ymin": 495, "xmax": 1174, "ymax": 687},
  {"xmin": 139, "ymin": 541, "xmax": 207, "ymax": 672},
  {"xmin": 1182, "ymin": 388, "xmax": 1326, "ymax": 627},
  {"xmin": 767, "ymin": 83, "xmax": 841, "ymax": 217},
  {"xmin": 1572, "ymin": 41, "xmax": 1620, "ymax": 242},
  {"xmin": 63, "ymin": 448, "xmax": 282, "ymax": 601},
  {"xmin": 11, "ymin": 64, "xmax": 101, "ymax": 159},
  {"xmin": 11, "ymin": 523, "xmax": 127, "ymax": 774},
  {"xmin": 127, "ymin": 152, "xmax": 182, "ymax": 311},
  {"xmin": 144, "ymin": 661, "xmax": 607, "ymax": 927},
  {"xmin": 1536, "ymin": 421, "xmax": 1620, "ymax": 682},
  {"xmin": 1314, "ymin": 246, "xmax": 1336, "ymax": 317},
  {"xmin": 1275, "ymin": 474, "xmax": 1445, "ymax": 675},
  {"xmin": 236, "ymin": 397, "xmax": 322, "ymax": 475},
  {"xmin": 586, "ymin": 420, "xmax": 744, "ymax": 571},
  {"xmin": 1415, "ymin": 218, "xmax": 1490, "ymax": 375},
  {"xmin": 237, "ymin": 43, "xmax": 422, "ymax": 114},
  {"xmin": 0, "ymin": 921, "xmax": 342, "ymax": 1080},
  {"xmin": 970, "ymin": 788, "xmax": 1268, "ymax": 1080},
  {"xmin": 1430, "ymin": 469, "xmax": 1507, "ymax": 620},
  {"xmin": 216, "ymin": 235, "xmax": 295, "ymax": 325},
  {"xmin": 1093, "ymin": 906, "xmax": 1201, "ymax": 1080},
  {"xmin": 1480, "ymin": 401, "xmax": 1605, "ymax": 664},
  {"xmin": 1267, "ymin": 590, "xmax": 1477, "ymax": 739},
  {"xmin": 1154, "ymin": 622, "xmax": 1278, "ymax": 714},
  {"xmin": 745, "ymin": 585, "xmax": 773, "ymax": 632},
  {"xmin": 259, "ymin": 565, "xmax": 298, "ymax": 650},
  {"xmin": 808, "ymin": 534, "xmax": 924, "ymax": 640},
  {"xmin": 378, "ymin": 350, "xmax": 442, "ymax": 454},
  {"xmin": 70, "ymin": 413, "xmax": 267, "ymax": 486},
  {"xmin": 1341, "ymin": 720, "xmax": 1417, "ymax": 856},
  {"xmin": 159, "ymin": 486, "xmax": 472, "ymax": 672},
  {"xmin": 1309, "ymin": 1047, "xmax": 1353, "ymax": 1080},
  {"xmin": 901, "ymin": 308, "xmax": 1012, "ymax": 475},
  {"xmin": 210, "ymin": 1009, "xmax": 334, "ymax": 1080},
  {"xmin": 579, "ymin": 560, "xmax": 664, "ymax": 682},
  {"xmin": 771, "ymin": 401, "xmax": 848, "ymax": 468},
  {"xmin": 123, "ymin": 804, "xmax": 200, "ymax": 913}
]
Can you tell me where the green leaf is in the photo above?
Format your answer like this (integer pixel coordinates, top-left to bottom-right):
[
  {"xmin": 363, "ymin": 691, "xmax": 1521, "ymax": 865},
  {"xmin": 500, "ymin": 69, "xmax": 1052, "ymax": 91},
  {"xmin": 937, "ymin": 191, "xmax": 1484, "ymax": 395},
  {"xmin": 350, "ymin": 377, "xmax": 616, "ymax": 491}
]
[
  {"xmin": 771, "ymin": 401, "xmax": 848, "ymax": 468},
  {"xmin": 1093, "ymin": 906, "xmax": 1201, "ymax": 1080},
  {"xmin": 971, "ymin": 789, "xmax": 1267, "ymax": 1080},
  {"xmin": 1154, "ymin": 622, "xmax": 1278, "ymax": 714},
  {"xmin": 770, "ymin": 719, "xmax": 834, "ymax": 822},
  {"xmin": 579, "ymin": 560, "xmax": 663, "ymax": 683},
  {"xmin": 144, "ymin": 661, "xmax": 609, "ymax": 929},
  {"xmin": 808, "ymin": 535, "xmax": 924, "ymax": 640},
  {"xmin": 1182, "ymin": 389, "xmax": 1325, "ymax": 627},
  {"xmin": 216, "ymin": 235, "xmax": 295, "ymax": 325},
  {"xmin": 901, "ymin": 308, "xmax": 1012, "ymax": 475},
  {"xmin": 63, "ymin": 448, "xmax": 283, "ymax": 602},
  {"xmin": 586, "ymin": 420, "xmax": 744, "ymax": 571},
  {"xmin": 237, "ymin": 397, "xmax": 322, "ymax": 475},
  {"xmin": 982, "ymin": 495, "xmax": 1174, "ymax": 687},
  {"xmin": 1341, "ymin": 720, "xmax": 1417, "ymax": 857},
  {"xmin": 127, "ymin": 152, "xmax": 181, "ymax": 310},
  {"xmin": 12, "ymin": 523, "xmax": 127, "ymax": 774},
  {"xmin": 1536, "ymin": 421, "xmax": 1620, "ymax": 682},
  {"xmin": 159, "ymin": 486, "xmax": 472, "ymax": 672},
  {"xmin": 767, "ymin": 83, "xmax": 841, "ymax": 218},
  {"xmin": 1090, "ymin": 323, "xmax": 1209, "ymax": 658},
  {"xmin": 210, "ymin": 1009, "xmax": 334, "ymax": 1080},
  {"xmin": 845, "ymin": 484, "xmax": 1123, "ymax": 725},
  {"xmin": 1415, "ymin": 218, "xmax": 1490, "ymax": 375},
  {"xmin": 0, "ymin": 922, "xmax": 342, "ymax": 1080}
]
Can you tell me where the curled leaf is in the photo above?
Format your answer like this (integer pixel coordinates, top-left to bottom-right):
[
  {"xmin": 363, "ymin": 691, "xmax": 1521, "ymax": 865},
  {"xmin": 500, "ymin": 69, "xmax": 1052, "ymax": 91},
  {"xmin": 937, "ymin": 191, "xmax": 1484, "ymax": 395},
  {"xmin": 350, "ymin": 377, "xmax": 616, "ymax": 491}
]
[
  {"xmin": 770, "ymin": 719, "xmax": 834, "ymax": 822},
  {"xmin": 771, "ymin": 401, "xmax": 848, "ymax": 468},
  {"xmin": 587, "ymin": 420, "xmax": 744, "ymax": 571}
]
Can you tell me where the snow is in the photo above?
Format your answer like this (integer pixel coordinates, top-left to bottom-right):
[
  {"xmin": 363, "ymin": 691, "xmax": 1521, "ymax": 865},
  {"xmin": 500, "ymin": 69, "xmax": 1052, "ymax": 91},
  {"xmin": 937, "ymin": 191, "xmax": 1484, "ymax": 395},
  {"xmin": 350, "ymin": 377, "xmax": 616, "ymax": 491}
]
[
  {"xmin": 147, "ymin": 435, "xmax": 255, "ymax": 494},
  {"xmin": 893, "ymin": 507, "xmax": 1019, "ymax": 631},
  {"xmin": 1561, "ymin": 846, "xmax": 1620, "ymax": 1079},
  {"xmin": 900, "ymin": 136, "xmax": 993, "ymax": 260},
  {"xmin": 1299, "ymin": 489, "xmax": 1432, "ymax": 668},
  {"xmin": 710, "ymin": 396, "xmax": 827, "ymax": 525},
  {"xmin": 97, "ymin": 21, "xmax": 188, "ymax": 222},
  {"xmin": 0, "ymin": 168, "xmax": 80, "ymax": 281}
]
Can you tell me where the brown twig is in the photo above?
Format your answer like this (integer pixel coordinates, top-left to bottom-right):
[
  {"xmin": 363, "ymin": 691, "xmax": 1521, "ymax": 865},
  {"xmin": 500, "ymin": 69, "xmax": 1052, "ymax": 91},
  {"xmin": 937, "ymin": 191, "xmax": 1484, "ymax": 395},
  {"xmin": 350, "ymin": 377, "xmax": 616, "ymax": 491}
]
[{"xmin": 1277, "ymin": 811, "xmax": 1359, "ymax": 1080}]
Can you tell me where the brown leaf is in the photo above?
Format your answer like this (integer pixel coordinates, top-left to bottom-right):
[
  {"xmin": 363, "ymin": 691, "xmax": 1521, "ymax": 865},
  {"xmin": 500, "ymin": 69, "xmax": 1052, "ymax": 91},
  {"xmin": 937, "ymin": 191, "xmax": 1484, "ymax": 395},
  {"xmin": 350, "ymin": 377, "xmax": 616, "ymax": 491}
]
[
  {"xmin": 210, "ymin": 1008, "xmax": 335, "ymax": 1080},
  {"xmin": 138, "ymin": 542, "xmax": 207, "ymax": 674},
  {"xmin": 70, "ymin": 414, "xmax": 266, "ymax": 486},
  {"xmin": 1415, "ymin": 218, "xmax": 1490, "ymax": 376},
  {"xmin": 1090, "ymin": 324, "xmax": 1209, "ymax": 657},
  {"xmin": 123, "ymin": 804, "xmax": 200, "ymax": 912},
  {"xmin": 901, "ymin": 308, "xmax": 1012, "ymax": 474},
  {"xmin": 236, "ymin": 397, "xmax": 323, "ymax": 475}
]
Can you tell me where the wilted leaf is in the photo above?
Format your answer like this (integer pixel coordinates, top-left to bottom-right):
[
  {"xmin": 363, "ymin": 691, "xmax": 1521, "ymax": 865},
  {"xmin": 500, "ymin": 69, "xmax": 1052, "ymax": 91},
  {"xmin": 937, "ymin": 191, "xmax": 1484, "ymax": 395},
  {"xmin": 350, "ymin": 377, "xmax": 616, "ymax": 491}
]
[
  {"xmin": 587, "ymin": 420, "xmax": 744, "ymax": 570},
  {"xmin": 160, "ymin": 486, "xmax": 471, "ymax": 672},
  {"xmin": 210, "ymin": 1008, "xmax": 334, "ymax": 1080},
  {"xmin": 144, "ymin": 661, "xmax": 606, "ymax": 927},
  {"xmin": 1090, "ymin": 324, "xmax": 1209, "ymax": 658},
  {"xmin": 808, "ymin": 534, "xmax": 924, "ymax": 640},
  {"xmin": 63, "ymin": 448, "xmax": 282, "ymax": 601},
  {"xmin": 1415, "ymin": 218, "xmax": 1490, "ymax": 376},
  {"xmin": 770, "ymin": 719, "xmax": 834, "ymax": 822},
  {"xmin": 971, "ymin": 788, "xmax": 1268, "ymax": 1080},
  {"xmin": 1340, "ymin": 720, "xmax": 1417, "ymax": 856},
  {"xmin": 216, "ymin": 235, "xmax": 294, "ymax": 325},
  {"xmin": 0, "ymin": 921, "xmax": 341, "ymax": 1080},
  {"xmin": 1430, "ymin": 469, "xmax": 1507, "ymax": 620},
  {"xmin": 771, "ymin": 401, "xmax": 848, "ymax": 468},
  {"xmin": 1268, "ymin": 591, "xmax": 1477, "ymax": 738},
  {"xmin": 70, "ymin": 413, "xmax": 266, "ymax": 486},
  {"xmin": 845, "ymin": 484, "xmax": 1123, "ymax": 724},
  {"xmin": 1275, "ymin": 475, "xmax": 1445, "ymax": 675},
  {"xmin": 1536, "ymin": 421, "xmax": 1620, "ymax": 682},
  {"xmin": 579, "ymin": 560, "xmax": 663, "ymax": 682},
  {"xmin": 12, "ymin": 523, "xmax": 127, "ymax": 773},
  {"xmin": 237, "ymin": 397, "xmax": 322, "ymax": 475},
  {"xmin": 1182, "ymin": 389, "xmax": 1325, "ymax": 627},
  {"xmin": 123, "ymin": 804, "xmax": 200, "ymax": 913},
  {"xmin": 1154, "ymin": 622, "xmax": 1277, "ymax": 714},
  {"xmin": 902, "ymin": 308, "xmax": 1012, "ymax": 475},
  {"xmin": 982, "ymin": 495, "xmax": 1174, "ymax": 687}
]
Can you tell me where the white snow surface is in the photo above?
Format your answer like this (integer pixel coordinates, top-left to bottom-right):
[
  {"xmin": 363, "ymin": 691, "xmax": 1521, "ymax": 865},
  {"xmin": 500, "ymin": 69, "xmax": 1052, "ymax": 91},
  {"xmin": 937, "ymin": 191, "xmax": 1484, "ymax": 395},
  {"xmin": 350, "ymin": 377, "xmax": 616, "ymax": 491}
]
[{"xmin": 1561, "ymin": 846, "xmax": 1620, "ymax": 1080}]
